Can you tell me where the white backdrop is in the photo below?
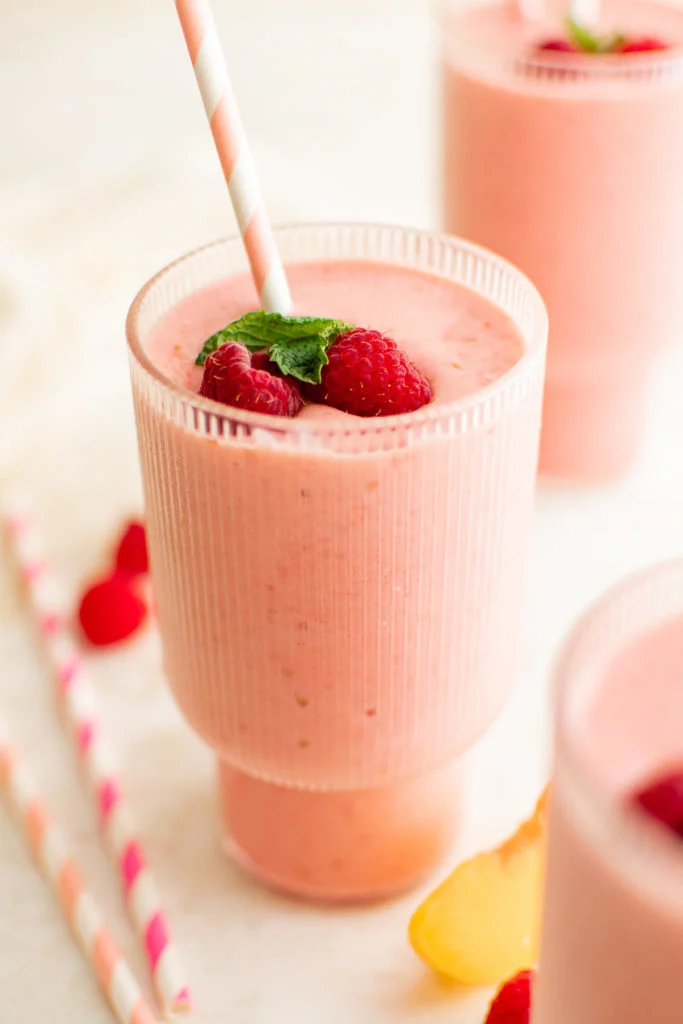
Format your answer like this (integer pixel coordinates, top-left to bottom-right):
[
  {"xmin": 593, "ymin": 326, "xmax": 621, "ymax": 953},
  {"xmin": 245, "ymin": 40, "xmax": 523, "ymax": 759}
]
[{"xmin": 0, "ymin": 1, "xmax": 682, "ymax": 1021}]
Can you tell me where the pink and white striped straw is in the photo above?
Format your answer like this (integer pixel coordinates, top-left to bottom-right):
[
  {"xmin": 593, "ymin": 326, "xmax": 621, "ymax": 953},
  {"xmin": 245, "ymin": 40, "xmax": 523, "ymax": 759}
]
[
  {"xmin": 175, "ymin": 0, "xmax": 292, "ymax": 314},
  {"xmin": 0, "ymin": 719, "xmax": 158, "ymax": 1024},
  {"xmin": 3, "ymin": 509, "xmax": 190, "ymax": 1019}
]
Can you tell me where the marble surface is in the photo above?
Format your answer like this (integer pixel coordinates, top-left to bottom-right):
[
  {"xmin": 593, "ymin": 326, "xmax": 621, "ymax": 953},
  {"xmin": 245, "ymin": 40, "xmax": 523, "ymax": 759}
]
[{"xmin": 1, "ymin": 1, "xmax": 682, "ymax": 1022}]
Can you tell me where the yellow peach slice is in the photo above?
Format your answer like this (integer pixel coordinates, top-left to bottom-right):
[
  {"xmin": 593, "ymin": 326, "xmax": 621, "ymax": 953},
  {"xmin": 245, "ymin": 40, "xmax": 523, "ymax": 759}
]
[{"xmin": 409, "ymin": 787, "xmax": 549, "ymax": 986}]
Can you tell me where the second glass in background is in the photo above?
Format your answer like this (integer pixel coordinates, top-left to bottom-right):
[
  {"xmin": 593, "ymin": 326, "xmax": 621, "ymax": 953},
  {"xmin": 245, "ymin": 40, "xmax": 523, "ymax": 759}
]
[{"xmin": 441, "ymin": 0, "xmax": 683, "ymax": 481}]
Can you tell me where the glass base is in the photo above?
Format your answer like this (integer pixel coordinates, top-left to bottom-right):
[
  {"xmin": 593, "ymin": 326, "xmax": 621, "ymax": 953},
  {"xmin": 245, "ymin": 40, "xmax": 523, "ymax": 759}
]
[
  {"xmin": 539, "ymin": 373, "xmax": 648, "ymax": 483},
  {"xmin": 217, "ymin": 760, "xmax": 464, "ymax": 904}
]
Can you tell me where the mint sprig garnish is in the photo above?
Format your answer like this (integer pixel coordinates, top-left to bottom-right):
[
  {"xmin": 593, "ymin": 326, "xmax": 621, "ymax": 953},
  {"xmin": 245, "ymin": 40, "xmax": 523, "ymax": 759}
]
[
  {"xmin": 566, "ymin": 17, "xmax": 626, "ymax": 53},
  {"xmin": 195, "ymin": 311, "xmax": 353, "ymax": 385},
  {"xmin": 566, "ymin": 17, "xmax": 601, "ymax": 52}
]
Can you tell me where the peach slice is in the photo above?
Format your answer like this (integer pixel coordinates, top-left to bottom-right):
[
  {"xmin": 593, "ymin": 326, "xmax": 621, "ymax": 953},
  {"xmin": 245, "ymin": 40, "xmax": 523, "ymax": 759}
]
[{"xmin": 409, "ymin": 787, "xmax": 549, "ymax": 986}]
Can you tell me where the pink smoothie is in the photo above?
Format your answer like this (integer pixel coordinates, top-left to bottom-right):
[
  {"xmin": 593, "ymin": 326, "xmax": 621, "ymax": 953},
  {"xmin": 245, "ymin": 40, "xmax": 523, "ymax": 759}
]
[
  {"xmin": 129, "ymin": 231, "xmax": 545, "ymax": 900},
  {"xmin": 148, "ymin": 262, "xmax": 523, "ymax": 409},
  {"xmin": 442, "ymin": 0, "xmax": 683, "ymax": 480},
  {"xmin": 534, "ymin": 614, "xmax": 683, "ymax": 1022},
  {"xmin": 143, "ymin": 260, "xmax": 526, "ymax": 784},
  {"xmin": 218, "ymin": 759, "xmax": 465, "ymax": 900}
]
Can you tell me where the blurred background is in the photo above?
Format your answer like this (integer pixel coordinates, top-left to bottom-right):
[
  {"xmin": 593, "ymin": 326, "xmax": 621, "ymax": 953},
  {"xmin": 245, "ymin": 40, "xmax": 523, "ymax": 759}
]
[
  {"xmin": 0, "ymin": 0, "xmax": 437, "ymax": 521},
  {"xmin": 1, "ymin": 1, "xmax": 682, "ymax": 1022}
]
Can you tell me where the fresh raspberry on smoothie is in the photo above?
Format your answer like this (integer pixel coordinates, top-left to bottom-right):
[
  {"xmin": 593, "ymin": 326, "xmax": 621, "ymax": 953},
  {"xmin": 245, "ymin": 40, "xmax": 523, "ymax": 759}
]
[
  {"xmin": 196, "ymin": 312, "xmax": 432, "ymax": 418},
  {"xmin": 536, "ymin": 17, "xmax": 669, "ymax": 54}
]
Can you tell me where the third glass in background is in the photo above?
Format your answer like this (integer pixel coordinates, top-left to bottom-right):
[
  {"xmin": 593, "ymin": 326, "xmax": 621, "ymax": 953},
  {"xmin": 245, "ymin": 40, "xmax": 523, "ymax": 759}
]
[
  {"xmin": 533, "ymin": 561, "xmax": 683, "ymax": 1023},
  {"xmin": 441, "ymin": 0, "xmax": 683, "ymax": 481}
]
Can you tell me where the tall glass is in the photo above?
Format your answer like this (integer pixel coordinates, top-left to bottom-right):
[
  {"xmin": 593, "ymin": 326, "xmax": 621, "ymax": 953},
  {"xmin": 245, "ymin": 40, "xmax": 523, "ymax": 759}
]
[
  {"xmin": 127, "ymin": 223, "xmax": 547, "ymax": 901},
  {"xmin": 534, "ymin": 561, "xmax": 683, "ymax": 1023},
  {"xmin": 441, "ymin": 0, "xmax": 683, "ymax": 481}
]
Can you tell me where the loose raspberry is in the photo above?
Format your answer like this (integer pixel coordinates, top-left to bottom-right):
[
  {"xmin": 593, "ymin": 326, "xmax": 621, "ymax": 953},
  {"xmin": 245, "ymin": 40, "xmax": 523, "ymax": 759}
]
[
  {"xmin": 305, "ymin": 329, "xmax": 431, "ymax": 417},
  {"xmin": 632, "ymin": 770, "xmax": 683, "ymax": 838},
  {"xmin": 114, "ymin": 521, "xmax": 149, "ymax": 576},
  {"xmin": 78, "ymin": 575, "xmax": 148, "ymax": 647},
  {"xmin": 200, "ymin": 342, "xmax": 302, "ymax": 417},
  {"xmin": 537, "ymin": 38, "xmax": 578, "ymax": 52},
  {"xmin": 485, "ymin": 970, "xmax": 534, "ymax": 1024},
  {"xmin": 617, "ymin": 36, "xmax": 669, "ymax": 53}
]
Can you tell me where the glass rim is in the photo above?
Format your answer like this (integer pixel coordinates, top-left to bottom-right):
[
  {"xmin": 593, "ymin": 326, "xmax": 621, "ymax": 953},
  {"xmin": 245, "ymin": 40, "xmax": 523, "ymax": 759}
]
[
  {"xmin": 515, "ymin": 47, "xmax": 683, "ymax": 79},
  {"xmin": 552, "ymin": 559, "xmax": 683, "ymax": 891},
  {"xmin": 436, "ymin": 0, "xmax": 683, "ymax": 81},
  {"xmin": 126, "ymin": 221, "xmax": 547, "ymax": 438}
]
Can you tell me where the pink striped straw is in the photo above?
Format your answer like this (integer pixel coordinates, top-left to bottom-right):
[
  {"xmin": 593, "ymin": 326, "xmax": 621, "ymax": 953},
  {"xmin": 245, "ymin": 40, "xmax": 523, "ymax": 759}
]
[
  {"xmin": 0, "ymin": 719, "xmax": 158, "ymax": 1024},
  {"xmin": 3, "ymin": 508, "xmax": 190, "ymax": 1019},
  {"xmin": 175, "ymin": 0, "xmax": 292, "ymax": 314}
]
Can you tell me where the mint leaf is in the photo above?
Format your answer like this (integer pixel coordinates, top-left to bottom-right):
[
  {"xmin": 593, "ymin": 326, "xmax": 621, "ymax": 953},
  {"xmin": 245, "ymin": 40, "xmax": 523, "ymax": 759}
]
[
  {"xmin": 566, "ymin": 16, "xmax": 601, "ymax": 52},
  {"xmin": 566, "ymin": 17, "xmax": 622, "ymax": 53},
  {"xmin": 195, "ymin": 311, "xmax": 353, "ymax": 384},
  {"xmin": 268, "ymin": 340, "xmax": 330, "ymax": 382}
]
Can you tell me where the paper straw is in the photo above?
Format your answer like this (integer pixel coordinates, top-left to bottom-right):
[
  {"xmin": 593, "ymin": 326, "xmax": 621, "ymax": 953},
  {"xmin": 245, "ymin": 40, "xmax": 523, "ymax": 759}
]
[
  {"xmin": 175, "ymin": 0, "xmax": 292, "ymax": 314},
  {"xmin": 0, "ymin": 719, "xmax": 158, "ymax": 1024},
  {"xmin": 2, "ymin": 509, "xmax": 191, "ymax": 1019}
]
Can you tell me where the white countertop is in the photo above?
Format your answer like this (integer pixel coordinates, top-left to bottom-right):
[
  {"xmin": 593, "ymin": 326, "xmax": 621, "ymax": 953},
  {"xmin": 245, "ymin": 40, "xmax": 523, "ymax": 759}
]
[{"xmin": 1, "ymin": 1, "xmax": 682, "ymax": 1021}]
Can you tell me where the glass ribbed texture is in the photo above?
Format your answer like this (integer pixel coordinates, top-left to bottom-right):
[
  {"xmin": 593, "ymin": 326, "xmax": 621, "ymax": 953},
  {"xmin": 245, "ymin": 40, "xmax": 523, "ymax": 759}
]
[
  {"xmin": 517, "ymin": 48, "xmax": 683, "ymax": 84},
  {"xmin": 127, "ymin": 224, "xmax": 547, "ymax": 791}
]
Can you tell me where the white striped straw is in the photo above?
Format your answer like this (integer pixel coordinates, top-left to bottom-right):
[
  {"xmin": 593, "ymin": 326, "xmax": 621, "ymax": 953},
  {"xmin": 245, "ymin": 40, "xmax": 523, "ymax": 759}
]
[
  {"xmin": 0, "ymin": 718, "xmax": 158, "ymax": 1024},
  {"xmin": 175, "ymin": 0, "xmax": 292, "ymax": 314},
  {"xmin": 2, "ymin": 508, "xmax": 191, "ymax": 1019}
]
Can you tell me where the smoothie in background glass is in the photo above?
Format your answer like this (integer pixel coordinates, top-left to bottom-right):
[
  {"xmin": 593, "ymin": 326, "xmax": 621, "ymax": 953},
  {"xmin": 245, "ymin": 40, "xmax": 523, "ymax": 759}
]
[
  {"xmin": 127, "ymin": 224, "xmax": 547, "ymax": 901},
  {"xmin": 534, "ymin": 561, "xmax": 683, "ymax": 1023},
  {"xmin": 441, "ymin": 0, "xmax": 683, "ymax": 481}
]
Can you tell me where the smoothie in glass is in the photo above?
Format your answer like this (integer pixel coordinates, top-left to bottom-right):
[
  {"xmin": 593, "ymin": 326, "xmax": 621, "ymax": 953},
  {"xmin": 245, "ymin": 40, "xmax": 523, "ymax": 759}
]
[
  {"xmin": 127, "ymin": 224, "xmax": 547, "ymax": 901},
  {"xmin": 534, "ymin": 562, "xmax": 683, "ymax": 1023},
  {"xmin": 442, "ymin": 0, "xmax": 683, "ymax": 480}
]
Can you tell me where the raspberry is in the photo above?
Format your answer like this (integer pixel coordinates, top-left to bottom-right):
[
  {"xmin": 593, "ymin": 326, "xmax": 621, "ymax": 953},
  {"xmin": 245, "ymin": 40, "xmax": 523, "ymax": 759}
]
[
  {"xmin": 485, "ymin": 970, "xmax": 534, "ymax": 1024},
  {"xmin": 305, "ymin": 329, "xmax": 431, "ymax": 417},
  {"xmin": 249, "ymin": 350, "xmax": 281, "ymax": 374},
  {"xmin": 618, "ymin": 36, "xmax": 669, "ymax": 52},
  {"xmin": 114, "ymin": 521, "xmax": 149, "ymax": 576},
  {"xmin": 632, "ymin": 770, "xmax": 683, "ymax": 837},
  {"xmin": 537, "ymin": 38, "xmax": 578, "ymax": 52},
  {"xmin": 78, "ymin": 574, "xmax": 148, "ymax": 647},
  {"xmin": 200, "ymin": 342, "xmax": 301, "ymax": 417}
]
